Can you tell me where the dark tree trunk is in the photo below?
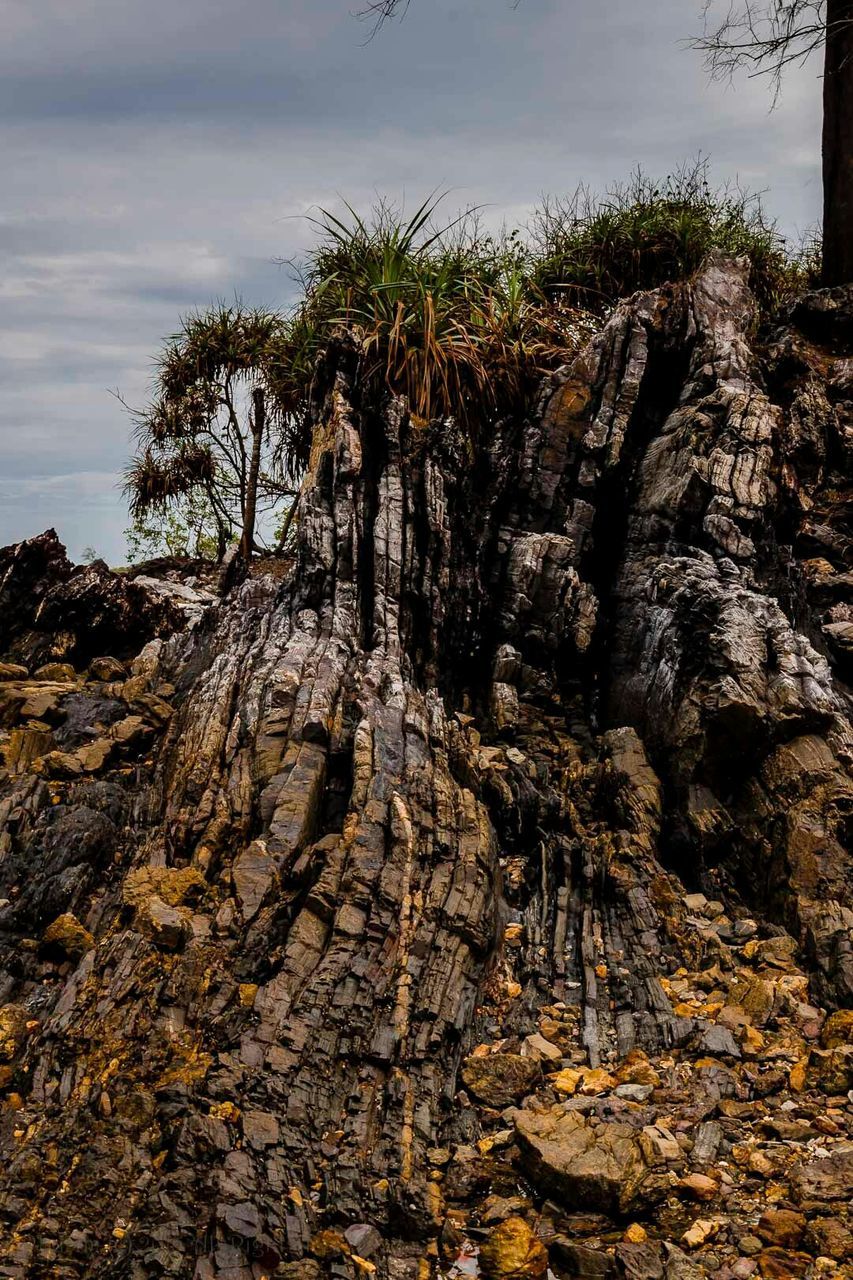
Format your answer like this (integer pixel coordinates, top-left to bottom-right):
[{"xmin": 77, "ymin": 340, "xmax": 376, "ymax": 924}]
[
  {"xmin": 1, "ymin": 262, "xmax": 852, "ymax": 1278},
  {"xmin": 822, "ymin": 0, "xmax": 853, "ymax": 285},
  {"xmin": 240, "ymin": 388, "xmax": 265, "ymax": 560}
]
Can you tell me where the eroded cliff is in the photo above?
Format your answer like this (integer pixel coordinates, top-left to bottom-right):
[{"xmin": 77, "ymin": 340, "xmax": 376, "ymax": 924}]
[{"xmin": 0, "ymin": 257, "xmax": 851, "ymax": 1280}]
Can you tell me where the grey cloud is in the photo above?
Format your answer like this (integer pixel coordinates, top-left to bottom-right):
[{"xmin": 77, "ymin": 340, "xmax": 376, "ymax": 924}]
[{"xmin": 0, "ymin": 0, "xmax": 824, "ymax": 562}]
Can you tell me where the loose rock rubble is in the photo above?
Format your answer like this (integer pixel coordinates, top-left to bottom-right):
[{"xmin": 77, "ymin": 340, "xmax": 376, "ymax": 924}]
[{"xmin": 0, "ymin": 260, "xmax": 851, "ymax": 1278}]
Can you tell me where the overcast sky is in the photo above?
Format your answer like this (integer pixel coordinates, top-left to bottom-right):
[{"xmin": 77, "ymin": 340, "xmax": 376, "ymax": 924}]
[{"xmin": 1, "ymin": 0, "xmax": 823, "ymax": 563}]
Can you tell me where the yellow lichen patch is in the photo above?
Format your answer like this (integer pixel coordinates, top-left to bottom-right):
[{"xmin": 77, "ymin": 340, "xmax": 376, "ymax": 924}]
[
  {"xmin": 122, "ymin": 865, "xmax": 207, "ymax": 910},
  {"xmin": 210, "ymin": 1100, "xmax": 241, "ymax": 1123}
]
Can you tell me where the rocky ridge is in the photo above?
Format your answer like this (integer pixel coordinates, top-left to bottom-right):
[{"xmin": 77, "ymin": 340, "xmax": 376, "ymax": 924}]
[{"xmin": 0, "ymin": 256, "xmax": 850, "ymax": 1279}]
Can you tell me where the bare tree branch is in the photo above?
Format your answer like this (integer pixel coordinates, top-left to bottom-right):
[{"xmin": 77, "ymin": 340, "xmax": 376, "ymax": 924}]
[{"xmin": 689, "ymin": 2, "xmax": 839, "ymax": 99}]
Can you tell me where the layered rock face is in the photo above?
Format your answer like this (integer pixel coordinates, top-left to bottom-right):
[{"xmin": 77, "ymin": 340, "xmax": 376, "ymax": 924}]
[{"xmin": 0, "ymin": 258, "xmax": 851, "ymax": 1280}]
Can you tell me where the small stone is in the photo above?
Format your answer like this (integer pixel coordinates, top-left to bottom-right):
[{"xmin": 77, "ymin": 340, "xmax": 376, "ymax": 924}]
[
  {"xmin": 699, "ymin": 1025, "xmax": 741, "ymax": 1059},
  {"xmin": 220, "ymin": 1200, "xmax": 261, "ymax": 1239},
  {"xmin": 739, "ymin": 1236, "xmax": 763, "ymax": 1257},
  {"xmin": 123, "ymin": 865, "xmax": 206, "ymax": 910},
  {"xmin": 639, "ymin": 1124, "xmax": 682, "ymax": 1165},
  {"xmin": 75, "ymin": 738, "xmax": 114, "ymax": 773},
  {"xmin": 136, "ymin": 896, "xmax": 190, "ymax": 950},
  {"xmin": 35, "ymin": 750, "xmax": 83, "ymax": 780},
  {"xmin": 747, "ymin": 1148, "xmax": 776, "ymax": 1179},
  {"xmin": 88, "ymin": 657, "xmax": 127, "ymax": 681},
  {"xmin": 740, "ymin": 1025, "xmax": 766, "ymax": 1057},
  {"xmin": 615, "ymin": 1050, "xmax": 661, "ymax": 1089},
  {"xmin": 552, "ymin": 1067, "xmax": 581, "ymax": 1095},
  {"xmin": 42, "ymin": 913, "xmax": 95, "ymax": 960},
  {"xmin": 344, "ymin": 1224, "xmax": 383, "ymax": 1259},
  {"xmin": 755, "ymin": 1248, "xmax": 810, "ymax": 1279},
  {"xmin": 232, "ymin": 841, "xmax": 276, "ymax": 920},
  {"xmin": 522, "ymin": 1033, "xmax": 562, "ymax": 1062},
  {"xmin": 679, "ymin": 1172, "xmax": 718, "ymax": 1201},
  {"xmin": 578, "ymin": 1067, "xmax": 616, "ymax": 1095},
  {"xmin": 615, "ymin": 1083, "xmax": 654, "ymax": 1102},
  {"xmin": 788, "ymin": 1058, "xmax": 809, "ymax": 1092},
  {"xmin": 682, "ymin": 1218, "xmax": 720, "ymax": 1250},
  {"xmin": 756, "ymin": 1210, "xmax": 805, "ymax": 1250},
  {"xmin": 821, "ymin": 1009, "xmax": 853, "ymax": 1048},
  {"xmin": 809, "ymin": 1045, "xmax": 853, "ymax": 1093},
  {"xmin": 461, "ymin": 1053, "xmax": 540, "ymax": 1108},
  {"xmin": 242, "ymin": 1109, "xmax": 280, "ymax": 1150},
  {"xmin": 33, "ymin": 662, "xmax": 76, "ymax": 682},
  {"xmin": 790, "ymin": 1146, "xmax": 853, "ymax": 1202},
  {"xmin": 623, "ymin": 1224, "xmax": 647, "ymax": 1244},
  {"xmin": 0, "ymin": 1005, "xmax": 29, "ymax": 1062},
  {"xmin": 479, "ymin": 1216, "xmax": 548, "ymax": 1279}
]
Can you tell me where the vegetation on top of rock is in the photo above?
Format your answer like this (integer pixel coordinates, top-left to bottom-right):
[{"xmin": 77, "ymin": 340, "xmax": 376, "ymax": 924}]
[
  {"xmin": 529, "ymin": 164, "xmax": 812, "ymax": 317},
  {"xmin": 122, "ymin": 168, "xmax": 813, "ymax": 564}
]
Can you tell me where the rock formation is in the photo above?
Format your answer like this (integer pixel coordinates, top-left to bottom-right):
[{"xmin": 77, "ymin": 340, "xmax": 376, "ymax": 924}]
[{"xmin": 0, "ymin": 256, "xmax": 851, "ymax": 1279}]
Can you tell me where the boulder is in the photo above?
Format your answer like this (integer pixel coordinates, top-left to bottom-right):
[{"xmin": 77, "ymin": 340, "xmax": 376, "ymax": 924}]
[
  {"xmin": 790, "ymin": 1144, "xmax": 853, "ymax": 1202},
  {"xmin": 88, "ymin": 656, "xmax": 128, "ymax": 681},
  {"xmin": 820, "ymin": 1008, "xmax": 853, "ymax": 1047},
  {"xmin": 461, "ymin": 1054, "xmax": 541, "ymax": 1108},
  {"xmin": 514, "ymin": 1107, "xmax": 648, "ymax": 1215},
  {"xmin": 136, "ymin": 896, "xmax": 190, "ymax": 951},
  {"xmin": 33, "ymin": 662, "xmax": 76, "ymax": 683},
  {"xmin": 0, "ymin": 662, "xmax": 28, "ymax": 681},
  {"xmin": 756, "ymin": 1210, "xmax": 805, "ymax": 1250}
]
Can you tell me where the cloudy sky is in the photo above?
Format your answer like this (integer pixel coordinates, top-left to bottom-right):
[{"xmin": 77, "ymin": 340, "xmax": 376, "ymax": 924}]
[{"xmin": 1, "ymin": 0, "xmax": 824, "ymax": 563}]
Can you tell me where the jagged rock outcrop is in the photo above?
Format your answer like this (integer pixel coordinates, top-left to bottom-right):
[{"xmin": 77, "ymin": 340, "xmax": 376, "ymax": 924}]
[
  {"xmin": 0, "ymin": 257, "xmax": 851, "ymax": 1279},
  {"xmin": 0, "ymin": 530, "xmax": 200, "ymax": 667}
]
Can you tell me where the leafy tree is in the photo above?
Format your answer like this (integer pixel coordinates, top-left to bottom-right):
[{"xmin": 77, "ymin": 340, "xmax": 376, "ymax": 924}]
[
  {"xmin": 124, "ymin": 303, "xmax": 303, "ymax": 561},
  {"xmin": 360, "ymin": 1, "xmax": 853, "ymax": 287},
  {"xmin": 124, "ymin": 492, "xmax": 228, "ymax": 564}
]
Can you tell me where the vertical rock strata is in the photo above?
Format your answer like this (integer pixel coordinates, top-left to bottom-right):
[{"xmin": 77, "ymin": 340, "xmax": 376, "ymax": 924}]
[{"xmin": 0, "ymin": 257, "xmax": 851, "ymax": 1278}]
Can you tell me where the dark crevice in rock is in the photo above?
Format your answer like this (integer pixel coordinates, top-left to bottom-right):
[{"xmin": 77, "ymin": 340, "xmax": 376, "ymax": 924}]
[{"xmin": 1, "ymin": 259, "xmax": 852, "ymax": 1278}]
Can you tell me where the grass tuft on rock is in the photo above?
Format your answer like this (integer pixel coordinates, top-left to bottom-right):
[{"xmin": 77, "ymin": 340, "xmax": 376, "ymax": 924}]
[
  {"xmin": 529, "ymin": 163, "xmax": 812, "ymax": 317},
  {"xmin": 274, "ymin": 167, "xmax": 814, "ymax": 442}
]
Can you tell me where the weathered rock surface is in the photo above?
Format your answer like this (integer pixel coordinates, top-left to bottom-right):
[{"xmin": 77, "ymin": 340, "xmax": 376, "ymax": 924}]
[{"xmin": 0, "ymin": 259, "xmax": 852, "ymax": 1278}]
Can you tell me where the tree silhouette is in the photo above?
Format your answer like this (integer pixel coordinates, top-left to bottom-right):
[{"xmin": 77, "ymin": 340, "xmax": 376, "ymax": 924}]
[
  {"xmin": 361, "ymin": 1, "xmax": 853, "ymax": 286},
  {"xmin": 695, "ymin": 1, "xmax": 853, "ymax": 285},
  {"xmin": 124, "ymin": 304, "xmax": 301, "ymax": 562}
]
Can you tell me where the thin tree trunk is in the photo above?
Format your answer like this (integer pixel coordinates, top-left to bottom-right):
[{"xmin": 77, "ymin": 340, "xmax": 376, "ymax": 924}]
[
  {"xmin": 822, "ymin": 0, "xmax": 853, "ymax": 285},
  {"xmin": 240, "ymin": 388, "xmax": 265, "ymax": 560},
  {"xmin": 275, "ymin": 492, "xmax": 299, "ymax": 552}
]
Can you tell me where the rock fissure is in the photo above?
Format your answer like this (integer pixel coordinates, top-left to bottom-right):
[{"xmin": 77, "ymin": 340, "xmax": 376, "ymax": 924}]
[{"xmin": 0, "ymin": 257, "xmax": 852, "ymax": 1279}]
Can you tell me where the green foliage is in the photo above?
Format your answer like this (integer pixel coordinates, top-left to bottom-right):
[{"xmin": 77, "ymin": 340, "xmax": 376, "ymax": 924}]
[
  {"xmin": 271, "ymin": 171, "xmax": 809, "ymax": 441},
  {"xmin": 124, "ymin": 303, "xmax": 302, "ymax": 558},
  {"xmin": 124, "ymin": 493, "xmax": 228, "ymax": 564},
  {"xmin": 275, "ymin": 196, "xmax": 594, "ymax": 432},
  {"xmin": 529, "ymin": 164, "xmax": 804, "ymax": 316},
  {"xmin": 123, "ymin": 168, "xmax": 819, "ymax": 552}
]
